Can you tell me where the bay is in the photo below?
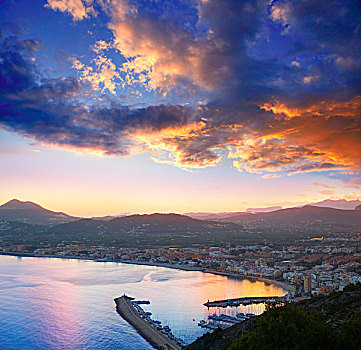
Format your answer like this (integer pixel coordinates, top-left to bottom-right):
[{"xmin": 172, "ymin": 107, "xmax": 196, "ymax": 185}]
[{"xmin": 0, "ymin": 255, "xmax": 286, "ymax": 349}]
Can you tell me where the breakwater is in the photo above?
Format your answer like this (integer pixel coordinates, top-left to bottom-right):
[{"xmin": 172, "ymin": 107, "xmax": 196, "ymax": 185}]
[
  {"xmin": 204, "ymin": 295, "xmax": 287, "ymax": 308},
  {"xmin": 114, "ymin": 295, "xmax": 182, "ymax": 350}
]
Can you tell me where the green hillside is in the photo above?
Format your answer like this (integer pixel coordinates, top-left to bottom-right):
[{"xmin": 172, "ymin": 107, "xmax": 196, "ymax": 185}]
[{"xmin": 185, "ymin": 283, "xmax": 361, "ymax": 350}]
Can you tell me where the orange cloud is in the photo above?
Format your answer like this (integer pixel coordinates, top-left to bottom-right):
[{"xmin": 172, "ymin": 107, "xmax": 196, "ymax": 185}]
[
  {"xmin": 261, "ymin": 102, "xmax": 301, "ymax": 119},
  {"xmin": 262, "ymin": 174, "xmax": 282, "ymax": 179},
  {"xmin": 313, "ymin": 182, "xmax": 335, "ymax": 189},
  {"xmin": 127, "ymin": 120, "xmax": 246, "ymax": 169},
  {"xmin": 129, "ymin": 121, "xmax": 220, "ymax": 169},
  {"xmin": 72, "ymin": 56, "xmax": 121, "ymax": 95},
  {"xmin": 319, "ymin": 190, "xmax": 335, "ymax": 195},
  {"xmin": 45, "ymin": 0, "xmax": 96, "ymax": 21},
  {"xmin": 226, "ymin": 96, "xmax": 361, "ymax": 175}
]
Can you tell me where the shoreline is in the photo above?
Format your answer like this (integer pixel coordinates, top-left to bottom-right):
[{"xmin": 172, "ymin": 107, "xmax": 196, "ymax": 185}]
[
  {"xmin": 203, "ymin": 270, "xmax": 295, "ymax": 294},
  {"xmin": 0, "ymin": 251, "xmax": 295, "ymax": 293}
]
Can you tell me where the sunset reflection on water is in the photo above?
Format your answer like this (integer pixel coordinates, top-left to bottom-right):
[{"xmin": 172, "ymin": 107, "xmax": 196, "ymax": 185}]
[{"xmin": 0, "ymin": 256, "xmax": 286, "ymax": 348}]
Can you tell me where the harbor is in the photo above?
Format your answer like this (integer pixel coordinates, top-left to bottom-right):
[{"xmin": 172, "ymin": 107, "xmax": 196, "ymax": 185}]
[
  {"xmin": 198, "ymin": 312, "xmax": 256, "ymax": 330},
  {"xmin": 204, "ymin": 295, "xmax": 287, "ymax": 308},
  {"xmin": 114, "ymin": 294, "xmax": 184, "ymax": 350}
]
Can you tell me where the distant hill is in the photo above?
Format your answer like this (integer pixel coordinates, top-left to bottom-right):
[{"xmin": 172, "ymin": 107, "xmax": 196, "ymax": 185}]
[
  {"xmin": 186, "ymin": 207, "xmax": 282, "ymax": 220},
  {"xmin": 90, "ymin": 214, "xmax": 128, "ymax": 221},
  {"xmin": 54, "ymin": 213, "xmax": 244, "ymax": 234},
  {"xmin": 50, "ymin": 213, "xmax": 247, "ymax": 247},
  {"xmin": 0, "ymin": 199, "xmax": 78, "ymax": 225},
  {"xmin": 185, "ymin": 212, "xmax": 246, "ymax": 221},
  {"xmin": 224, "ymin": 205, "xmax": 361, "ymax": 230},
  {"xmin": 1, "ymin": 199, "xmax": 43, "ymax": 210},
  {"xmin": 186, "ymin": 201, "xmax": 361, "ymax": 222},
  {"xmin": 107, "ymin": 213, "xmax": 243, "ymax": 230},
  {"xmin": 311, "ymin": 199, "xmax": 361, "ymax": 210},
  {"xmin": 245, "ymin": 206, "xmax": 282, "ymax": 213}
]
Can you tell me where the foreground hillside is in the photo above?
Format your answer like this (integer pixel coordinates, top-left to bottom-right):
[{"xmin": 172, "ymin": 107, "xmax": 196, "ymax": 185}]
[{"xmin": 185, "ymin": 283, "xmax": 361, "ymax": 350}]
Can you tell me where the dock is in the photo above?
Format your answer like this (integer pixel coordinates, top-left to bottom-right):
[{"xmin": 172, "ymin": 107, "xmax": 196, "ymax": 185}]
[
  {"xmin": 114, "ymin": 295, "xmax": 182, "ymax": 350},
  {"xmin": 204, "ymin": 295, "xmax": 286, "ymax": 308}
]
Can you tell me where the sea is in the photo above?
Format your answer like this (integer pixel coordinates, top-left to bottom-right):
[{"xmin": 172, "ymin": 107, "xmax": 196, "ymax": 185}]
[{"xmin": 0, "ymin": 255, "xmax": 286, "ymax": 349}]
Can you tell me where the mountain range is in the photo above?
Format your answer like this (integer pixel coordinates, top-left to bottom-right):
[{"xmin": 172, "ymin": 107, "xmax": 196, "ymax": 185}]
[
  {"xmin": 223, "ymin": 205, "xmax": 361, "ymax": 227},
  {"xmin": 0, "ymin": 199, "xmax": 360, "ymax": 247},
  {"xmin": 185, "ymin": 199, "xmax": 361, "ymax": 220},
  {"xmin": 1, "ymin": 198, "xmax": 360, "ymax": 226}
]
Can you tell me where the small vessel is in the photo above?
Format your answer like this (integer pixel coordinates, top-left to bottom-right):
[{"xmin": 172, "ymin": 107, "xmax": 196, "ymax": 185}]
[{"xmin": 134, "ymin": 300, "xmax": 150, "ymax": 305}]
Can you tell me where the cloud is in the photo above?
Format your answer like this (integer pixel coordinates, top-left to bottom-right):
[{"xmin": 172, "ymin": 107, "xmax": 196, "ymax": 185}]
[
  {"xmin": 262, "ymin": 174, "xmax": 282, "ymax": 179},
  {"xmin": 67, "ymin": 0, "xmax": 271, "ymax": 103},
  {"xmin": 313, "ymin": 182, "xmax": 336, "ymax": 189},
  {"xmin": 342, "ymin": 178, "xmax": 361, "ymax": 189},
  {"xmin": 129, "ymin": 120, "xmax": 243, "ymax": 169},
  {"xmin": 72, "ymin": 55, "xmax": 121, "ymax": 95},
  {"xmin": 319, "ymin": 190, "xmax": 335, "ymax": 196},
  {"xmin": 1, "ymin": 0, "xmax": 361, "ymax": 179},
  {"xmin": 45, "ymin": 0, "xmax": 96, "ymax": 21},
  {"xmin": 0, "ymin": 36, "xmax": 200, "ymax": 156}
]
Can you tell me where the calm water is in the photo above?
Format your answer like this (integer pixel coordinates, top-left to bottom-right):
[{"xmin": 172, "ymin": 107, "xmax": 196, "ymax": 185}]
[{"xmin": 0, "ymin": 255, "xmax": 286, "ymax": 349}]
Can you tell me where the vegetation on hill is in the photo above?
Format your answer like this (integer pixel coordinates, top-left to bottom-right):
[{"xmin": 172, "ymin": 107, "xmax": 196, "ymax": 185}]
[
  {"xmin": 229, "ymin": 303, "xmax": 360, "ymax": 350},
  {"xmin": 185, "ymin": 283, "xmax": 361, "ymax": 350}
]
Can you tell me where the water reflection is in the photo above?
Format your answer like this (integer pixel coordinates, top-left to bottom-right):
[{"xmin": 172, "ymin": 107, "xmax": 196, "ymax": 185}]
[{"xmin": 0, "ymin": 255, "xmax": 286, "ymax": 349}]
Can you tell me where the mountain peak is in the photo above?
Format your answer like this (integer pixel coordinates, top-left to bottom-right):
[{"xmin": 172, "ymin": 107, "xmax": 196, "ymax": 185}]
[
  {"xmin": 0, "ymin": 199, "xmax": 78, "ymax": 225},
  {"xmin": 0, "ymin": 199, "xmax": 44, "ymax": 210}
]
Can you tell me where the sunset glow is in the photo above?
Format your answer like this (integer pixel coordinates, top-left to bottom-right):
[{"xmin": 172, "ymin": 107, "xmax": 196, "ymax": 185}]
[{"xmin": 0, "ymin": 0, "xmax": 360, "ymax": 215}]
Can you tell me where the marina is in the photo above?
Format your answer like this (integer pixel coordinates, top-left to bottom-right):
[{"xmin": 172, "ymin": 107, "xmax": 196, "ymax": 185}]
[
  {"xmin": 114, "ymin": 295, "xmax": 184, "ymax": 350},
  {"xmin": 197, "ymin": 312, "xmax": 256, "ymax": 330},
  {"xmin": 204, "ymin": 295, "xmax": 287, "ymax": 308}
]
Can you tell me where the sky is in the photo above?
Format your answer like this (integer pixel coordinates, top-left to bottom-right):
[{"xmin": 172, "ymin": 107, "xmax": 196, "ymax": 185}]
[{"xmin": 0, "ymin": 0, "xmax": 360, "ymax": 216}]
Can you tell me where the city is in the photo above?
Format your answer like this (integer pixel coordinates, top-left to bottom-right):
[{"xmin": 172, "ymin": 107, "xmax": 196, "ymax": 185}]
[{"xmin": 3, "ymin": 231, "xmax": 360, "ymax": 296}]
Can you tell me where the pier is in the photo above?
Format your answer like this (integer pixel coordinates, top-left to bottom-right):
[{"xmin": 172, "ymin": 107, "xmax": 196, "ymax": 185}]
[
  {"xmin": 204, "ymin": 295, "xmax": 286, "ymax": 308},
  {"xmin": 114, "ymin": 295, "xmax": 182, "ymax": 350}
]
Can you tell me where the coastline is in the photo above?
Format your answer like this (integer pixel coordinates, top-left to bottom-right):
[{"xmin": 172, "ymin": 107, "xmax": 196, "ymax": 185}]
[
  {"xmin": 203, "ymin": 270, "xmax": 295, "ymax": 294},
  {"xmin": 0, "ymin": 251, "xmax": 295, "ymax": 293}
]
